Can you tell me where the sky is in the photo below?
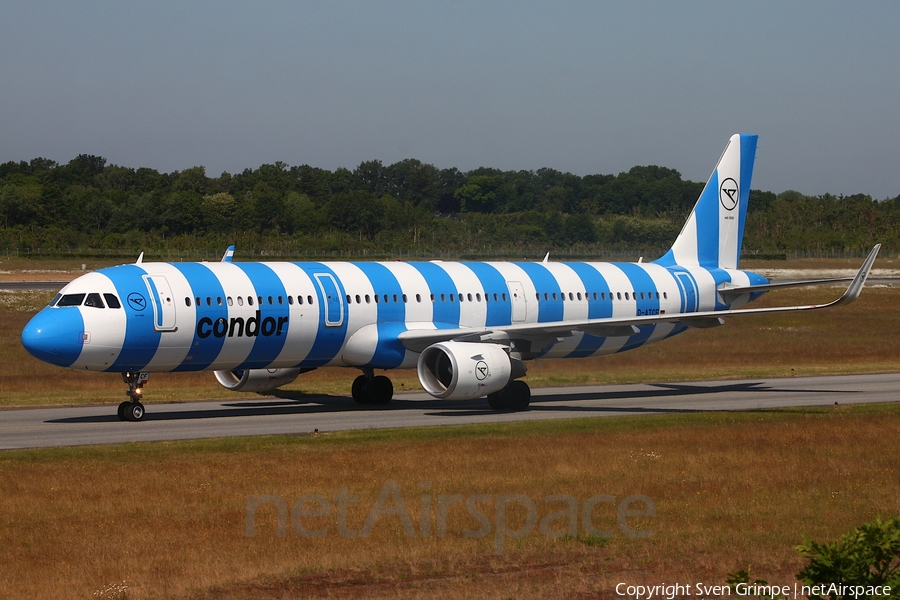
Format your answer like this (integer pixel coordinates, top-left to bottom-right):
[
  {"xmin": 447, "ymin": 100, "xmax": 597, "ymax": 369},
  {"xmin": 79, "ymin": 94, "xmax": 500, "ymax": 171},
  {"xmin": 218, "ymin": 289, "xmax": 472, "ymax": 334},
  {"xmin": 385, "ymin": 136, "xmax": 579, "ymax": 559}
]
[{"xmin": 2, "ymin": 1, "xmax": 898, "ymax": 198}]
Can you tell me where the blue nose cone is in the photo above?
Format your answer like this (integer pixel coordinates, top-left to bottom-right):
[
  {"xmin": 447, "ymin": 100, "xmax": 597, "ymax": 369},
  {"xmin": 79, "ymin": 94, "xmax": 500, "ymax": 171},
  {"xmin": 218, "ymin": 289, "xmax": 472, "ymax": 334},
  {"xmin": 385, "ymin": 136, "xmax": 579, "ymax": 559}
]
[{"xmin": 21, "ymin": 307, "xmax": 85, "ymax": 368}]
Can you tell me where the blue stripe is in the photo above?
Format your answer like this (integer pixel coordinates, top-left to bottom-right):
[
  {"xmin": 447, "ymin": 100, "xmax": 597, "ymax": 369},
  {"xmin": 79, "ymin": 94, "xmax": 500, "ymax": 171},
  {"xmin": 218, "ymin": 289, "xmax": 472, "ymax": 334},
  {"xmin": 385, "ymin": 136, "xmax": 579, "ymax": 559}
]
[
  {"xmin": 299, "ymin": 263, "xmax": 348, "ymax": 367},
  {"xmin": 513, "ymin": 263, "xmax": 562, "ymax": 323},
  {"xmin": 565, "ymin": 263, "xmax": 613, "ymax": 358},
  {"xmin": 235, "ymin": 263, "xmax": 290, "ymax": 369},
  {"xmin": 695, "ymin": 171, "xmax": 719, "ymax": 268},
  {"xmin": 464, "ymin": 262, "xmax": 512, "ymax": 326},
  {"xmin": 105, "ymin": 265, "xmax": 163, "ymax": 372},
  {"xmin": 170, "ymin": 263, "xmax": 227, "ymax": 372},
  {"xmin": 615, "ymin": 263, "xmax": 659, "ymax": 353},
  {"xmin": 408, "ymin": 262, "xmax": 460, "ymax": 327},
  {"xmin": 736, "ymin": 135, "xmax": 758, "ymax": 266},
  {"xmin": 354, "ymin": 262, "xmax": 407, "ymax": 368}
]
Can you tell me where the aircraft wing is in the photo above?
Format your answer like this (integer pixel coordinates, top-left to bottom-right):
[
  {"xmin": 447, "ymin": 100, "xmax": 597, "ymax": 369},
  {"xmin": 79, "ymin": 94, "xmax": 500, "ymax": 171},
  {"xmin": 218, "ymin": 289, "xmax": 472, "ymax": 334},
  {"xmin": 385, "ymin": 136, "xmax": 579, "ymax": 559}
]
[{"xmin": 398, "ymin": 244, "xmax": 880, "ymax": 353}]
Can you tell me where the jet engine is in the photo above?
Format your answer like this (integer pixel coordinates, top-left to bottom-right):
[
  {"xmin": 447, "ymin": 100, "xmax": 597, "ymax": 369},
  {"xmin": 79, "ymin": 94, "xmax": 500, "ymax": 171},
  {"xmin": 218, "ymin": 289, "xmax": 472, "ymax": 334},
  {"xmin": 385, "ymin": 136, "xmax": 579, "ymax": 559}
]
[
  {"xmin": 214, "ymin": 368, "xmax": 304, "ymax": 393},
  {"xmin": 417, "ymin": 341, "xmax": 514, "ymax": 399}
]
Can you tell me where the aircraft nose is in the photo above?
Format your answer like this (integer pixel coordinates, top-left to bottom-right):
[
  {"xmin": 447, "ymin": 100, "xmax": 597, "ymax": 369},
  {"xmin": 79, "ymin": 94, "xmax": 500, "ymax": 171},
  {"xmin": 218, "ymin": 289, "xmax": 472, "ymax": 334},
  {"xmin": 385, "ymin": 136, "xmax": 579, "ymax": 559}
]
[{"xmin": 21, "ymin": 307, "xmax": 85, "ymax": 368}]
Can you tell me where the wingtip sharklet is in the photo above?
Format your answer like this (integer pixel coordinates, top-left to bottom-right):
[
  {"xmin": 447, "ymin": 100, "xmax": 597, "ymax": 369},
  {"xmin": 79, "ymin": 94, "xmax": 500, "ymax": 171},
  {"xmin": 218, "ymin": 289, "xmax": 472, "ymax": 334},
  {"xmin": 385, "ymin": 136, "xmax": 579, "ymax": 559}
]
[{"xmin": 829, "ymin": 243, "xmax": 880, "ymax": 307}]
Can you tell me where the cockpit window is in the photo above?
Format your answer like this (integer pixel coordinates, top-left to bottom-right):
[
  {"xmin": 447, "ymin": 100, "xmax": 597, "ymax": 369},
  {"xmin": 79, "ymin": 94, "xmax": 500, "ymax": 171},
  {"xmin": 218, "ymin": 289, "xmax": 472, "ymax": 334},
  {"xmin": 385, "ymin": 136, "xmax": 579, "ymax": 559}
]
[
  {"xmin": 49, "ymin": 293, "xmax": 61, "ymax": 307},
  {"xmin": 104, "ymin": 294, "xmax": 121, "ymax": 309},
  {"xmin": 84, "ymin": 293, "xmax": 105, "ymax": 308},
  {"xmin": 57, "ymin": 293, "xmax": 86, "ymax": 307}
]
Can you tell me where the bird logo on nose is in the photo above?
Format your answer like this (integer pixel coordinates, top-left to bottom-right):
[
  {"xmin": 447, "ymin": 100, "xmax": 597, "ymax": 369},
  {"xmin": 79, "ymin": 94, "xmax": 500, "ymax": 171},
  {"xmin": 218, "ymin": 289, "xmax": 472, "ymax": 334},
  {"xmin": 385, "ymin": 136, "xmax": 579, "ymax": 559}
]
[{"xmin": 127, "ymin": 293, "xmax": 147, "ymax": 311}]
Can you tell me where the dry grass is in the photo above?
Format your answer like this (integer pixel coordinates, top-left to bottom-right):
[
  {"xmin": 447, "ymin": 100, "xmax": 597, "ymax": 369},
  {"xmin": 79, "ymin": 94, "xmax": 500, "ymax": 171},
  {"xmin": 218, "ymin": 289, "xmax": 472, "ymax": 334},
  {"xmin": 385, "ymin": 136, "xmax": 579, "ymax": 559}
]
[
  {"xmin": 0, "ymin": 405, "xmax": 898, "ymax": 599},
  {"xmin": 2, "ymin": 282, "xmax": 898, "ymax": 407}
]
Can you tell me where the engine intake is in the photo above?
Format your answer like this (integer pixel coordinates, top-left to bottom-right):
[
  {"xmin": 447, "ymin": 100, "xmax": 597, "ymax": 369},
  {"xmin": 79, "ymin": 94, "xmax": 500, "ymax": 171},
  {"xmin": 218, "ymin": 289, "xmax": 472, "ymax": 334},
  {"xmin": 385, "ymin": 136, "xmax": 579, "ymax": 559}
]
[
  {"xmin": 214, "ymin": 367, "xmax": 304, "ymax": 392},
  {"xmin": 417, "ymin": 342, "xmax": 513, "ymax": 399}
]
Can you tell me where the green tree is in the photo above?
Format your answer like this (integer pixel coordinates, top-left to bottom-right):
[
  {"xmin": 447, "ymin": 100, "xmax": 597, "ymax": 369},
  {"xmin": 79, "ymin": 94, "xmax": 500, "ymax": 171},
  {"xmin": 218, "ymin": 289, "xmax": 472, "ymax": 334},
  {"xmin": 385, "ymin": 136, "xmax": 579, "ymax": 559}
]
[{"xmin": 796, "ymin": 516, "xmax": 900, "ymax": 599}]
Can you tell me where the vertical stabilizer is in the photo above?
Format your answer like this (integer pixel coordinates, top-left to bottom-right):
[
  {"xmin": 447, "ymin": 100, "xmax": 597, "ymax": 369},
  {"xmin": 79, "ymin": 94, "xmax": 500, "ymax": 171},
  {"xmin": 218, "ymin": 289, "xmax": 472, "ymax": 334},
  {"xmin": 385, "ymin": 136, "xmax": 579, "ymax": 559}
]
[{"xmin": 655, "ymin": 134, "xmax": 757, "ymax": 269}]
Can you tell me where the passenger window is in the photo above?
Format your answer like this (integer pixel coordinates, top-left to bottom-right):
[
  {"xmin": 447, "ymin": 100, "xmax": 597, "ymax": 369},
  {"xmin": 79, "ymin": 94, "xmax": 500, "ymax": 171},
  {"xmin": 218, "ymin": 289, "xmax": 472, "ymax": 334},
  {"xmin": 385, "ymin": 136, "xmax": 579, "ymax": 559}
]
[
  {"xmin": 237, "ymin": 296, "xmax": 244, "ymax": 306},
  {"xmin": 206, "ymin": 297, "xmax": 212, "ymax": 306},
  {"xmin": 278, "ymin": 296, "xmax": 283, "ymax": 305},
  {"xmin": 248, "ymin": 296, "xmax": 254, "ymax": 306},
  {"xmin": 502, "ymin": 293, "xmax": 507, "ymax": 301},
  {"xmin": 402, "ymin": 294, "xmax": 408, "ymax": 303},
  {"xmin": 347, "ymin": 294, "xmax": 352, "ymax": 304},
  {"xmin": 663, "ymin": 292, "xmax": 668, "ymax": 300},
  {"xmin": 185, "ymin": 297, "xmax": 192, "ymax": 307},
  {"xmin": 416, "ymin": 294, "xmax": 421, "ymax": 303},
  {"xmin": 227, "ymin": 297, "xmax": 233, "ymax": 306},
  {"xmin": 104, "ymin": 294, "xmax": 121, "ymax": 309},
  {"xmin": 267, "ymin": 296, "xmax": 273, "ymax": 305},
  {"xmin": 308, "ymin": 295, "xmax": 314, "ymax": 305},
  {"xmin": 84, "ymin": 293, "xmax": 105, "ymax": 308},
  {"xmin": 287, "ymin": 296, "xmax": 293, "ymax": 305},
  {"xmin": 57, "ymin": 293, "xmax": 86, "ymax": 307},
  {"xmin": 297, "ymin": 296, "xmax": 303, "ymax": 305}
]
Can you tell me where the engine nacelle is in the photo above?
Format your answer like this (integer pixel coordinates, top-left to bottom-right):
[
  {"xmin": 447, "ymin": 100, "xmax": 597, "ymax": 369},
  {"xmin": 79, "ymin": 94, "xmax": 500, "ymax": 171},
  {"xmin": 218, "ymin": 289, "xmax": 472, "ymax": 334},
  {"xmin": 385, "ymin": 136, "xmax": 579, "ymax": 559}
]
[
  {"xmin": 214, "ymin": 368, "xmax": 304, "ymax": 393},
  {"xmin": 417, "ymin": 342, "xmax": 512, "ymax": 399}
]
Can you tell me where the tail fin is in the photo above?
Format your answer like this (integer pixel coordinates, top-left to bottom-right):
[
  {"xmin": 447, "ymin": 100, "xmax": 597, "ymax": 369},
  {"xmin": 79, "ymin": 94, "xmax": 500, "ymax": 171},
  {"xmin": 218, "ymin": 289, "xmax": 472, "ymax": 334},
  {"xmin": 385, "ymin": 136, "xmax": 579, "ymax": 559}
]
[{"xmin": 655, "ymin": 134, "xmax": 758, "ymax": 270}]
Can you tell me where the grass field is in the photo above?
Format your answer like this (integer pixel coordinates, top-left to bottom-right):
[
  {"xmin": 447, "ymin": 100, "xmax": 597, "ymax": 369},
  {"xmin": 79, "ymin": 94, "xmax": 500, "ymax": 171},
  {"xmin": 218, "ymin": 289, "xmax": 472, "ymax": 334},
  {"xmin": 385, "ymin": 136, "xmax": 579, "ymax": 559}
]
[{"xmin": 1, "ymin": 404, "xmax": 898, "ymax": 599}]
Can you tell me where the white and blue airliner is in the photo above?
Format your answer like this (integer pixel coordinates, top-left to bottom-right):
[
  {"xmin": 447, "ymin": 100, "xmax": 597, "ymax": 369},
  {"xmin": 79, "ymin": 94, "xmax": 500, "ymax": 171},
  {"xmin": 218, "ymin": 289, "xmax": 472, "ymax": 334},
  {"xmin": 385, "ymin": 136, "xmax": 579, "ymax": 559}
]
[{"xmin": 21, "ymin": 135, "xmax": 880, "ymax": 421}]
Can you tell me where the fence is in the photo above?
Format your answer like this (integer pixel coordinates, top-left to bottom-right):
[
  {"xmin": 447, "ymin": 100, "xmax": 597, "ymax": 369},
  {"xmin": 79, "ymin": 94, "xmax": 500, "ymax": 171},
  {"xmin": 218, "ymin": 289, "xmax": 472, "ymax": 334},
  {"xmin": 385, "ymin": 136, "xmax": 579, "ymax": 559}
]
[{"xmin": 2, "ymin": 247, "xmax": 889, "ymax": 262}]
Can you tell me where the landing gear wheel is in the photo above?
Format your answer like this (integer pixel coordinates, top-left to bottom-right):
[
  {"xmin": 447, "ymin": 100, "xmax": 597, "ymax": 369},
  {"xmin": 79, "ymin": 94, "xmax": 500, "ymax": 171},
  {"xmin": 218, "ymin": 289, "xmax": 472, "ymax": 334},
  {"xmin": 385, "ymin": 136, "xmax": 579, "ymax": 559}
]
[
  {"xmin": 352, "ymin": 375, "xmax": 370, "ymax": 404},
  {"xmin": 507, "ymin": 380, "xmax": 531, "ymax": 410},
  {"xmin": 369, "ymin": 376, "xmax": 393, "ymax": 405},
  {"xmin": 125, "ymin": 402, "xmax": 145, "ymax": 422},
  {"xmin": 487, "ymin": 381, "xmax": 531, "ymax": 411},
  {"xmin": 121, "ymin": 371, "xmax": 150, "ymax": 420},
  {"xmin": 487, "ymin": 390, "xmax": 506, "ymax": 410}
]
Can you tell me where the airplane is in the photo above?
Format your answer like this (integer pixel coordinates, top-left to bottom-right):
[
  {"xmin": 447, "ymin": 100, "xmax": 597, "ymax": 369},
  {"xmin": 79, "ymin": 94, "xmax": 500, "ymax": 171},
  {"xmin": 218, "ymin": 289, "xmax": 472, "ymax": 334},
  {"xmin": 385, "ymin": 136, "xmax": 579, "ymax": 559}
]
[{"xmin": 20, "ymin": 134, "xmax": 881, "ymax": 421}]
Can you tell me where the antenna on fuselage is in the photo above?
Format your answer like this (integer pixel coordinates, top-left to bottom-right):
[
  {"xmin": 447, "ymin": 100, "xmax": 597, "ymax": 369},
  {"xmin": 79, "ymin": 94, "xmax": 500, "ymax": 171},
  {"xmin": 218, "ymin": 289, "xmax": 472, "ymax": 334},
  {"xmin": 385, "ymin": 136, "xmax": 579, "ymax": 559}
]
[
  {"xmin": 135, "ymin": 252, "xmax": 144, "ymax": 265},
  {"xmin": 542, "ymin": 252, "xmax": 550, "ymax": 263}
]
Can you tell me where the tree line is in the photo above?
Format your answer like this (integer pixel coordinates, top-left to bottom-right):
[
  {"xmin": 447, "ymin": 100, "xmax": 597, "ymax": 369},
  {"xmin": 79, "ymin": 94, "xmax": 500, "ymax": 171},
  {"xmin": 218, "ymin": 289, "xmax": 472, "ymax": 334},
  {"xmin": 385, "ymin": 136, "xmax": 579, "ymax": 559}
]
[{"xmin": 1, "ymin": 154, "xmax": 897, "ymax": 258}]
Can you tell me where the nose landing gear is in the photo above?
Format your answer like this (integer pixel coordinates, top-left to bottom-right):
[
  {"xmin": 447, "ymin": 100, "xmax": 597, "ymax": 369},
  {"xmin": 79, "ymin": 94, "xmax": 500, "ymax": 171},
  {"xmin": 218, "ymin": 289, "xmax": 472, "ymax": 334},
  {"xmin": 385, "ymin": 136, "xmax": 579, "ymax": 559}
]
[{"xmin": 118, "ymin": 371, "xmax": 149, "ymax": 421}]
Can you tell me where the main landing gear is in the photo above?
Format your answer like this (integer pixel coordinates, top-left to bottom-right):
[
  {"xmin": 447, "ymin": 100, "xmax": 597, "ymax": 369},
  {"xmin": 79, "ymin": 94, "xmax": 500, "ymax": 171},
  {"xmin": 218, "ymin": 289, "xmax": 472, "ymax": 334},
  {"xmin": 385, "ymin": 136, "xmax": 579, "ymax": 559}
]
[
  {"xmin": 487, "ymin": 380, "xmax": 531, "ymax": 411},
  {"xmin": 351, "ymin": 369, "xmax": 394, "ymax": 405},
  {"xmin": 118, "ymin": 371, "xmax": 149, "ymax": 421}
]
